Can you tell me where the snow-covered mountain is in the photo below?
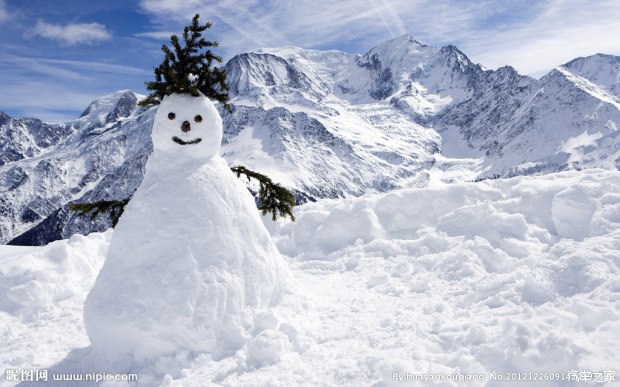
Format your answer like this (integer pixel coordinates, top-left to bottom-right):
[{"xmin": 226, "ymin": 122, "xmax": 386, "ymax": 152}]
[
  {"xmin": 1, "ymin": 35, "xmax": 620, "ymax": 245},
  {"xmin": 0, "ymin": 91, "xmax": 153, "ymax": 245},
  {"xmin": 470, "ymin": 54, "xmax": 620, "ymax": 178}
]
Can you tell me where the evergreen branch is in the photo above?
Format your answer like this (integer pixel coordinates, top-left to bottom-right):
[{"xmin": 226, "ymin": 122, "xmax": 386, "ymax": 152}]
[
  {"xmin": 69, "ymin": 167, "xmax": 295, "ymax": 227},
  {"xmin": 230, "ymin": 166, "xmax": 296, "ymax": 221},
  {"xmin": 70, "ymin": 199, "xmax": 130, "ymax": 228}
]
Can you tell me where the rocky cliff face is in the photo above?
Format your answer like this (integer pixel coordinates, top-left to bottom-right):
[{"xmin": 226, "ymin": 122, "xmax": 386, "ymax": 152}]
[{"xmin": 2, "ymin": 36, "xmax": 619, "ymax": 245}]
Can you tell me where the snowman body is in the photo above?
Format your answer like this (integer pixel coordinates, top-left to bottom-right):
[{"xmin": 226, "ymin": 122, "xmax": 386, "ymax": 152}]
[{"xmin": 83, "ymin": 94, "xmax": 284, "ymax": 362}]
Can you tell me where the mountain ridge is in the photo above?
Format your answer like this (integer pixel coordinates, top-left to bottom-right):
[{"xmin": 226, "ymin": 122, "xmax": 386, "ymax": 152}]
[{"xmin": 2, "ymin": 36, "xmax": 619, "ymax": 245}]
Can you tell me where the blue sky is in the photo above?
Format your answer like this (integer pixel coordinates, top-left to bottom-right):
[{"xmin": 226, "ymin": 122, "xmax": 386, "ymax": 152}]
[{"xmin": 1, "ymin": 0, "xmax": 619, "ymax": 122}]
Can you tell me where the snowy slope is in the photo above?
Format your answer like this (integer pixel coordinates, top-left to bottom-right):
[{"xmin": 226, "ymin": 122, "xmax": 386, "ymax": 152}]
[
  {"xmin": 563, "ymin": 54, "xmax": 620, "ymax": 95},
  {"xmin": 1, "ymin": 169, "xmax": 619, "ymax": 386},
  {"xmin": 2, "ymin": 37, "xmax": 620, "ymax": 245}
]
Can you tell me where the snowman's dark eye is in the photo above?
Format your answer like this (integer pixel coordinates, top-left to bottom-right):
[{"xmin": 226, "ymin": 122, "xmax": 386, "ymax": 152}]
[
  {"xmin": 168, "ymin": 112, "xmax": 175, "ymax": 120},
  {"xmin": 194, "ymin": 115, "xmax": 202, "ymax": 123}
]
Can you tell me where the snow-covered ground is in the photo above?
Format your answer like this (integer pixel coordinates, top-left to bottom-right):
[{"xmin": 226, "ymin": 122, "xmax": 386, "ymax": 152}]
[{"xmin": 2, "ymin": 169, "xmax": 620, "ymax": 386}]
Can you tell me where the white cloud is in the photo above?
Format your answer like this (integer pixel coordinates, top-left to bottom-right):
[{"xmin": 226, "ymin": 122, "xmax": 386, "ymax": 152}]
[
  {"xmin": 3, "ymin": 55, "xmax": 149, "ymax": 79},
  {"xmin": 39, "ymin": 57, "xmax": 151, "ymax": 76},
  {"xmin": 134, "ymin": 31, "xmax": 176, "ymax": 40},
  {"xmin": 0, "ymin": 79, "xmax": 101, "ymax": 121},
  {"xmin": 137, "ymin": 0, "xmax": 516, "ymax": 59},
  {"xmin": 0, "ymin": 55, "xmax": 151, "ymax": 121},
  {"xmin": 138, "ymin": 0, "xmax": 416, "ymax": 55},
  {"xmin": 33, "ymin": 20, "xmax": 111, "ymax": 45},
  {"xmin": 0, "ymin": 0, "xmax": 10, "ymax": 23},
  {"xmin": 138, "ymin": 0, "xmax": 620, "ymax": 77},
  {"xmin": 460, "ymin": 0, "xmax": 620, "ymax": 77}
]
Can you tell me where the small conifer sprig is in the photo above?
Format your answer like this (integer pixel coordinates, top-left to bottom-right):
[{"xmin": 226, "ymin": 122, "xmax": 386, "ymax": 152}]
[{"xmin": 139, "ymin": 14, "xmax": 231, "ymax": 111}]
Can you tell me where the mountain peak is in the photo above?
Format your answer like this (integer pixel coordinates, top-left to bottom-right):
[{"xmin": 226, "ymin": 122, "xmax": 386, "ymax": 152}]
[
  {"xmin": 367, "ymin": 34, "xmax": 426, "ymax": 54},
  {"xmin": 0, "ymin": 111, "xmax": 11, "ymax": 127},
  {"xmin": 564, "ymin": 53, "xmax": 620, "ymax": 67},
  {"xmin": 360, "ymin": 34, "xmax": 435, "ymax": 66},
  {"xmin": 388, "ymin": 34, "xmax": 424, "ymax": 46},
  {"xmin": 439, "ymin": 44, "xmax": 477, "ymax": 70},
  {"xmin": 560, "ymin": 53, "xmax": 620, "ymax": 93},
  {"xmin": 79, "ymin": 90, "xmax": 140, "ymax": 124}
]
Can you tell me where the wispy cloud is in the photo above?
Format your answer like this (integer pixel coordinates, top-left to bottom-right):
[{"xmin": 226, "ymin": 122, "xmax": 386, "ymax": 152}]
[
  {"xmin": 0, "ymin": 55, "xmax": 150, "ymax": 121},
  {"xmin": 0, "ymin": 78, "xmax": 103, "ymax": 121},
  {"xmin": 134, "ymin": 31, "xmax": 176, "ymax": 40},
  {"xmin": 0, "ymin": 0, "xmax": 9, "ymax": 23},
  {"xmin": 138, "ymin": 0, "xmax": 620, "ymax": 77},
  {"xmin": 33, "ymin": 20, "xmax": 111, "ymax": 45},
  {"xmin": 2, "ymin": 55, "xmax": 149, "ymax": 80},
  {"xmin": 460, "ymin": 0, "xmax": 620, "ymax": 77},
  {"xmin": 139, "ymin": 0, "xmax": 412, "ymax": 55},
  {"xmin": 38, "ymin": 57, "xmax": 150, "ymax": 76}
]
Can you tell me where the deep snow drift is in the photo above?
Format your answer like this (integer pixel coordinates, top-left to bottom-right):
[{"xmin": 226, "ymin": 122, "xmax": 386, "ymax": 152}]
[{"xmin": 1, "ymin": 169, "xmax": 620, "ymax": 386}]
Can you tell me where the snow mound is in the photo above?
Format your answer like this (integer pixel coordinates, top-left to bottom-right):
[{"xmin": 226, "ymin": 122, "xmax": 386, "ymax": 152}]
[
  {"xmin": 0, "ymin": 232, "xmax": 110, "ymax": 377},
  {"xmin": 274, "ymin": 169, "xmax": 620, "ymax": 255},
  {"xmin": 2, "ymin": 169, "xmax": 619, "ymax": 386},
  {"xmin": 258, "ymin": 169, "xmax": 620, "ymax": 386}
]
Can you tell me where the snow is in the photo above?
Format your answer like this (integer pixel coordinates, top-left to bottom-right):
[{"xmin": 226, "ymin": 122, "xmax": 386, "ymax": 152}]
[
  {"xmin": 0, "ymin": 232, "xmax": 110, "ymax": 377},
  {"xmin": 439, "ymin": 125, "xmax": 485, "ymax": 159},
  {"xmin": 79, "ymin": 90, "xmax": 142, "ymax": 126},
  {"xmin": 556, "ymin": 66, "xmax": 620, "ymax": 109},
  {"xmin": 563, "ymin": 54, "xmax": 620, "ymax": 95},
  {"xmin": 221, "ymin": 125, "xmax": 298, "ymax": 189},
  {"xmin": 2, "ymin": 168, "xmax": 620, "ymax": 386},
  {"xmin": 562, "ymin": 130, "xmax": 604, "ymax": 154}
]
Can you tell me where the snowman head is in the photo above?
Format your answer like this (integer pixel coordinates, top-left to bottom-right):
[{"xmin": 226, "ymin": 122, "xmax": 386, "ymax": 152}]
[{"xmin": 152, "ymin": 93, "xmax": 223, "ymax": 160}]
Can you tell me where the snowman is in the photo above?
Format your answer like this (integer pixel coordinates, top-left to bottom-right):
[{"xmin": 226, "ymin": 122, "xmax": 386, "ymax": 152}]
[{"xmin": 83, "ymin": 16, "xmax": 292, "ymax": 364}]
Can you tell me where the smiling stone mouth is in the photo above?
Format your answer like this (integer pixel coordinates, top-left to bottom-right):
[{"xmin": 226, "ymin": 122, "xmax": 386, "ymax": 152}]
[{"xmin": 172, "ymin": 136, "xmax": 202, "ymax": 145}]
